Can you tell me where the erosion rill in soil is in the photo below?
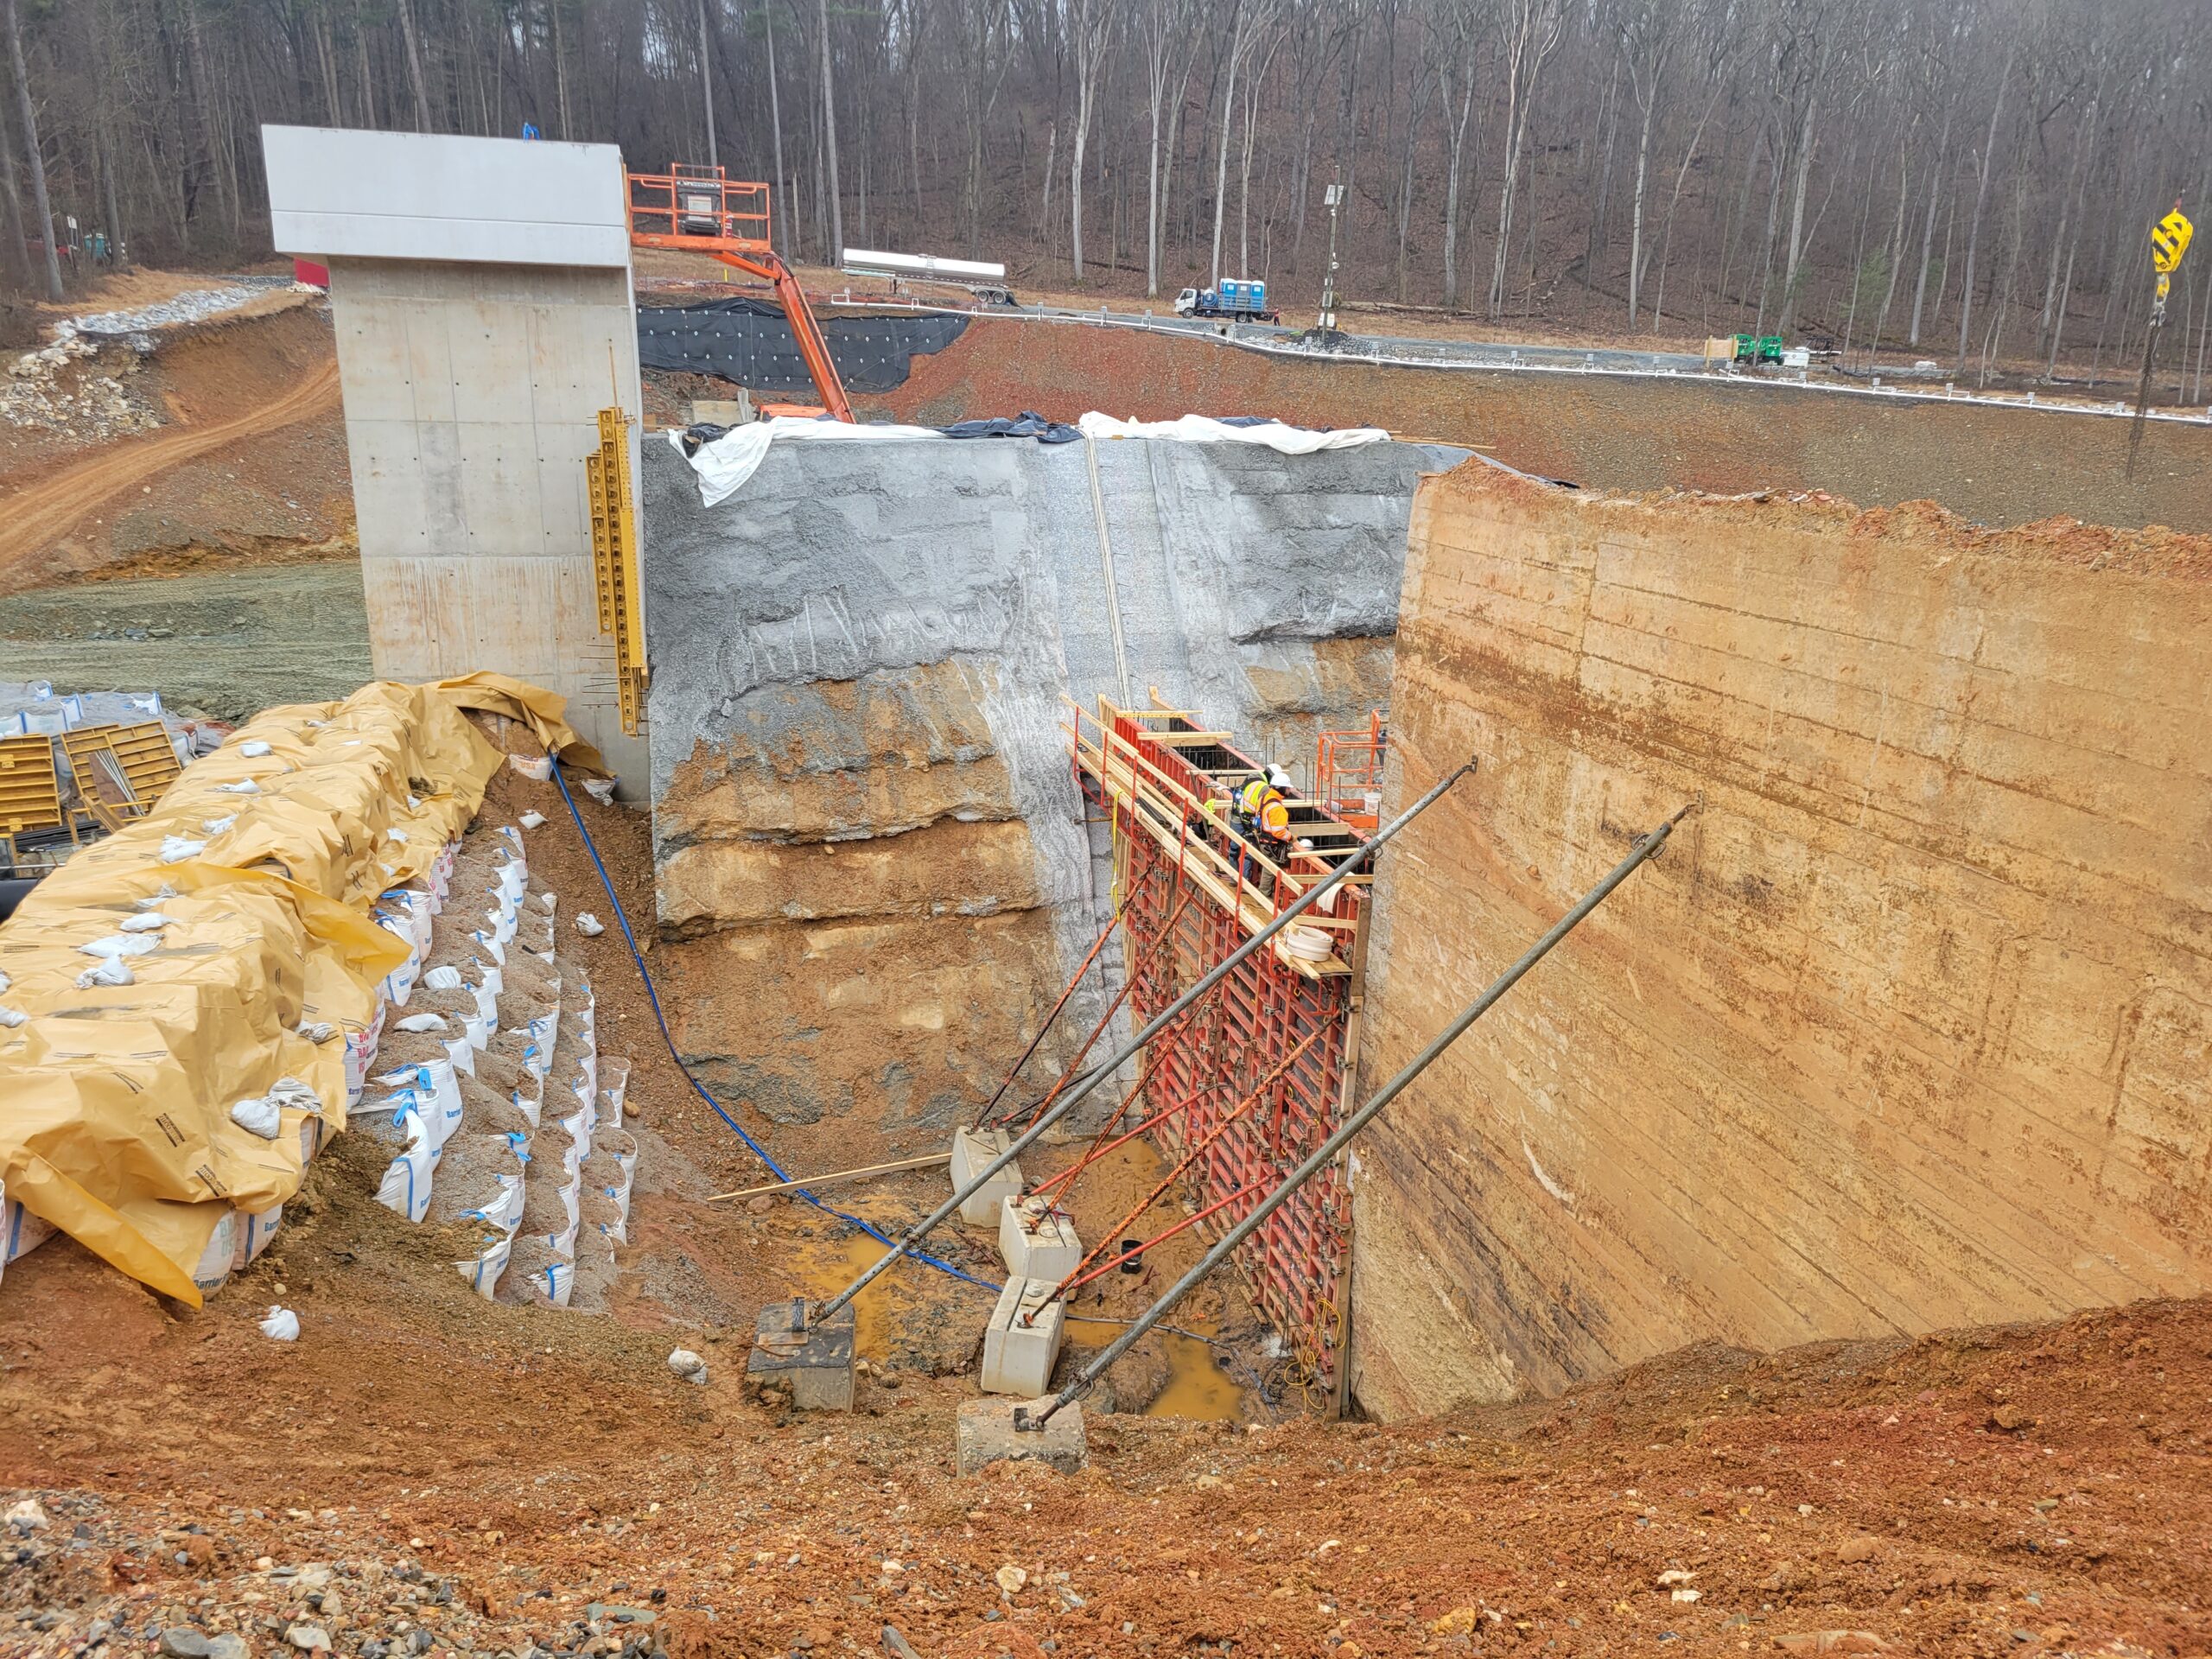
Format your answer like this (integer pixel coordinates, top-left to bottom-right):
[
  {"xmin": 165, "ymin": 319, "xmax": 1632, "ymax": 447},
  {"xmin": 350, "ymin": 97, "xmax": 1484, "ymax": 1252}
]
[
  {"xmin": 638, "ymin": 431, "xmax": 1462, "ymax": 1136},
  {"xmin": 1346, "ymin": 461, "xmax": 2212, "ymax": 1420}
]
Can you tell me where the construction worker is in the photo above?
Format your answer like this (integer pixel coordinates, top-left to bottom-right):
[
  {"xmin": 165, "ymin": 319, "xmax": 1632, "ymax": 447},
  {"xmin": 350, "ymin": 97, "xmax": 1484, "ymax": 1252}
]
[{"xmin": 1232, "ymin": 767, "xmax": 1294, "ymax": 872}]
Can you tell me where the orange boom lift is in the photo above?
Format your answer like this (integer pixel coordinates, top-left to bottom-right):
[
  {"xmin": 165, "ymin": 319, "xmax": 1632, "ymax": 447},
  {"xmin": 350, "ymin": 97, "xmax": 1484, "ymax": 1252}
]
[{"xmin": 626, "ymin": 164, "xmax": 854, "ymax": 423}]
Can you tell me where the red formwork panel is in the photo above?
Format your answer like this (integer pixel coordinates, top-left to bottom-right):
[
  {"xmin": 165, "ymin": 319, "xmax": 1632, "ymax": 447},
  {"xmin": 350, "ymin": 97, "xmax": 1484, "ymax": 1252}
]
[
  {"xmin": 1121, "ymin": 825, "xmax": 1352, "ymax": 1393},
  {"xmin": 1075, "ymin": 698, "xmax": 1366, "ymax": 1401}
]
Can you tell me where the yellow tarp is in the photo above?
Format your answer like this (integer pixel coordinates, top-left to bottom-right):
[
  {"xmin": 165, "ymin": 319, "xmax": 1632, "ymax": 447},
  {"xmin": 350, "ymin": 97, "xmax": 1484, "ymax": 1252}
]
[{"xmin": 0, "ymin": 674, "xmax": 594, "ymax": 1305}]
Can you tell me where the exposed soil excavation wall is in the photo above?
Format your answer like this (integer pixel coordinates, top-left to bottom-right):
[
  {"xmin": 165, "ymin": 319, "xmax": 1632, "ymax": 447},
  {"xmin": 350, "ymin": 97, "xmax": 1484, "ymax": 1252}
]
[
  {"xmin": 638, "ymin": 432, "xmax": 1460, "ymax": 1130},
  {"xmin": 862, "ymin": 321, "xmax": 2211, "ymax": 534},
  {"xmin": 1349, "ymin": 463, "xmax": 2212, "ymax": 1421}
]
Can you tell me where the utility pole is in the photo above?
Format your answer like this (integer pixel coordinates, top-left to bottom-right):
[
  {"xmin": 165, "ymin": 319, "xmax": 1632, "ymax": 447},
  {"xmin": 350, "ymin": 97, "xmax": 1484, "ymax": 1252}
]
[
  {"xmin": 1318, "ymin": 179, "xmax": 1343, "ymax": 331},
  {"xmin": 818, "ymin": 0, "xmax": 843, "ymax": 263},
  {"xmin": 697, "ymin": 0, "xmax": 718, "ymax": 166}
]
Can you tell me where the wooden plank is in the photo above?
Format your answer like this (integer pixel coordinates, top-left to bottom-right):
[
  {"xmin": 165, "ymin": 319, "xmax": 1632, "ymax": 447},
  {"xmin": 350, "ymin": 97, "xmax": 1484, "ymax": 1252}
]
[{"xmin": 703, "ymin": 1152, "xmax": 952, "ymax": 1203}]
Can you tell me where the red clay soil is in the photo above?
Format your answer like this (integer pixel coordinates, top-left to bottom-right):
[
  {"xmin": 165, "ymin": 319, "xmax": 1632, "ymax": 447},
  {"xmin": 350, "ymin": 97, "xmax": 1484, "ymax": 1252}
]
[
  {"xmin": 0, "ymin": 304, "xmax": 353, "ymax": 594},
  {"xmin": 3, "ymin": 759, "xmax": 2211, "ymax": 1659},
  {"xmin": 857, "ymin": 319, "xmax": 2212, "ymax": 536}
]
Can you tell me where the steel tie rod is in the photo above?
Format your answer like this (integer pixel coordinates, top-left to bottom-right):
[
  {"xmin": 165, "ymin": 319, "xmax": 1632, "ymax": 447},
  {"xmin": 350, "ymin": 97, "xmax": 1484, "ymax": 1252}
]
[
  {"xmin": 1019, "ymin": 798, "xmax": 1697, "ymax": 1429},
  {"xmin": 810, "ymin": 753, "xmax": 1483, "ymax": 1325}
]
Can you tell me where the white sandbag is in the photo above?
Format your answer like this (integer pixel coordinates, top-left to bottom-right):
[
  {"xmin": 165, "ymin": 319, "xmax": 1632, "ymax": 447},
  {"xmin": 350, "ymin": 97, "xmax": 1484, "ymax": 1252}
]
[
  {"xmin": 514, "ymin": 1255, "xmax": 573, "ymax": 1307},
  {"xmin": 2, "ymin": 1187, "xmax": 57, "ymax": 1265},
  {"xmin": 118, "ymin": 912, "xmax": 173, "ymax": 933},
  {"xmin": 508, "ymin": 753, "xmax": 553, "ymax": 781},
  {"xmin": 423, "ymin": 963, "xmax": 463, "ymax": 991},
  {"xmin": 374, "ymin": 1112, "xmax": 438, "ymax": 1222},
  {"xmin": 343, "ymin": 1013, "xmax": 384, "ymax": 1106},
  {"xmin": 230, "ymin": 1097, "xmax": 282, "ymax": 1139},
  {"xmin": 192, "ymin": 1211, "xmax": 242, "ymax": 1295},
  {"xmin": 518, "ymin": 810, "xmax": 546, "ymax": 830},
  {"xmin": 233, "ymin": 1204, "xmax": 283, "ymax": 1268},
  {"xmin": 455, "ymin": 1173, "xmax": 526, "ymax": 1235},
  {"xmin": 394, "ymin": 1012, "xmax": 447, "ymax": 1033},
  {"xmin": 372, "ymin": 1059, "xmax": 463, "ymax": 1149},
  {"xmin": 574, "ymin": 912, "xmax": 605, "ymax": 938},
  {"xmin": 600, "ymin": 1057, "xmax": 632, "ymax": 1118},
  {"xmin": 75, "ymin": 958, "xmax": 134, "ymax": 988},
  {"xmin": 79, "ymin": 932, "xmax": 158, "ymax": 960},
  {"xmin": 456, "ymin": 1231, "xmax": 513, "ymax": 1300},
  {"xmin": 258, "ymin": 1305, "xmax": 300, "ymax": 1341}
]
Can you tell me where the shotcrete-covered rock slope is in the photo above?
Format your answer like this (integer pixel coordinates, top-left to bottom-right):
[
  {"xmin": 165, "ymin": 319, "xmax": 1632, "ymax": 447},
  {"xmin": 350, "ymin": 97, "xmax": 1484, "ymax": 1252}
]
[{"xmin": 639, "ymin": 432, "xmax": 1461, "ymax": 1131}]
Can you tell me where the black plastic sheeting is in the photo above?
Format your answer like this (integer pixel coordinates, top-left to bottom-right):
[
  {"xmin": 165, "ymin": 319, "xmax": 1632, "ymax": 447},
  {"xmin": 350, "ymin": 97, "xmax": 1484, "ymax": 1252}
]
[
  {"xmin": 940, "ymin": 411, "xmax": 1080, "ymax": 442},
  {"xmin": 636, "ymin": 296, "xmax": 969, "ymax": 394},
  {"xmin": 674, "ymin": 409, "xmax": 1080, "ymax": 454}
]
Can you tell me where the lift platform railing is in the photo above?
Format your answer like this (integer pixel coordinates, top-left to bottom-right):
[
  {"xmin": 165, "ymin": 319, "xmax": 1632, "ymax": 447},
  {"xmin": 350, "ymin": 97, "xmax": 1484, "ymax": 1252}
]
[
  {"xmin": 1317, "ymin": 710, "xmax": 1387, "ymax": 833},
  {"xmin": 626, "ymin": 165, "xmax": 772, "ymax": 254}
]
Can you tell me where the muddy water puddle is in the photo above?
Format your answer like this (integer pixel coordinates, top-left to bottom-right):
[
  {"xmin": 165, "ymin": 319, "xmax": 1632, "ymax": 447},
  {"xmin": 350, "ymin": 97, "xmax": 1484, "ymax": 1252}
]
[{"xmin": 794, "ymin": 1230, "xmax": 897, "ymax": 1357}]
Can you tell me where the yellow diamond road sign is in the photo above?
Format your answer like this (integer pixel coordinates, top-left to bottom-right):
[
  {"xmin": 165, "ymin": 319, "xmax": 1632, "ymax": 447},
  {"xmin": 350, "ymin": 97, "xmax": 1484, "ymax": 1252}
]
[{"xmin": 2152, "ymin": 208, "xmax": 2192, "ymax": 274}]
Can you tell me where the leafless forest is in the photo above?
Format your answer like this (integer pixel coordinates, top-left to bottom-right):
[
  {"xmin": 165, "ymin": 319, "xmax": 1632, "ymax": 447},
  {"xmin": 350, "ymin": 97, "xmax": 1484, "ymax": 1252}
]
[{"xmin": 3, "ymin": 0, "xmax": 2207, "ymax": 383}]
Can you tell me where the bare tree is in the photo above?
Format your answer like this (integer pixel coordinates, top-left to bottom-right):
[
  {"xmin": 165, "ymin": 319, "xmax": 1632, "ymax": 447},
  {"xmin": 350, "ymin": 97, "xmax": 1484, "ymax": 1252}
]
[
  {"xmin": 3, "ymin": 0, "xmax": 59, "ymax": 298},
  {"xmin": 1067, "ymin": 0, "xmax": 1115, "ymax": 280},
  {"xmin": 1138, "ymin": 0, "xmax": 1195, "ymax": 297},
  {"xmin": 1487, "ymin": 0, "xmax": 1563, "ymax": 318},
  {"xmin": 1616, "ymin": 0, "xmax": 1681, "ymax": 324},
  {"xmin": 1428, "ymin": 0, "xmax": 1487, "ymax": 312}
]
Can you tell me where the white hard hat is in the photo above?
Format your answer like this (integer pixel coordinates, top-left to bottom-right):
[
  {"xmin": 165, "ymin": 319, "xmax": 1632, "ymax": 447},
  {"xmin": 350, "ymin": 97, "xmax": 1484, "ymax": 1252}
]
[{"xmin": 1267, "ymin": 763, "xmax": 1293, "ymax": 788}]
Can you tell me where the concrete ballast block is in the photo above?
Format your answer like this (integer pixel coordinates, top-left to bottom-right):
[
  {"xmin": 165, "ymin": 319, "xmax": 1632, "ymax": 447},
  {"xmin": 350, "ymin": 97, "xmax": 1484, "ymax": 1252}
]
[
  {"xmin": 745, "ymin": 1298, "xmax": 855, "ymax": 1411},
  {"xmin": 999, "ymin": 1196, "xmax": 1082, "ymax": 1281},
  {"xmin": 955, "ymin": 1396, "xmax": 1086, "ymax": 1475},
  {"xmin": 951, "ymin": 1128, "xmax": 1023, "ymax": 1228},
  {"xmin": 980, "ymin": 1276, "xmax": 1065, "ymax": 1396}
]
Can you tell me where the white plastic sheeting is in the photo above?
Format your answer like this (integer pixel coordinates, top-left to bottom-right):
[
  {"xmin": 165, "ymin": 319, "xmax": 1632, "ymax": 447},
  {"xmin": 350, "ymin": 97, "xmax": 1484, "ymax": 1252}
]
[
  {"xmin": 1075, "ymin": 412, "xmax": 1392, "ymax": 451},
  {"xmin": 670, "ymin": 419, "xmax": 945, "ymax": 507},
  {"xmin": 671, "ymin": 411, "xmax": 1391, "ymax": 507}
]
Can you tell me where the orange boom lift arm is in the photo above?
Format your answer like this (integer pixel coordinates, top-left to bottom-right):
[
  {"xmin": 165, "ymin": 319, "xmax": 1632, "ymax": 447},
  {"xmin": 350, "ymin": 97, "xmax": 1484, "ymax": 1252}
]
[{"xmin": 625, "ymin": 164, "xmax": 854, "ymax": 423}]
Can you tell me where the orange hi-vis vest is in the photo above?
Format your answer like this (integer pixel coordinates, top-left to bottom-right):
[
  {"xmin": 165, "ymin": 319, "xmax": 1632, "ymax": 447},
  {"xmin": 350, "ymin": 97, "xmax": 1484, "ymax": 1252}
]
[{"xmin": 1237, "ymin": 778, "xmax": 1291, "ymax": 838}]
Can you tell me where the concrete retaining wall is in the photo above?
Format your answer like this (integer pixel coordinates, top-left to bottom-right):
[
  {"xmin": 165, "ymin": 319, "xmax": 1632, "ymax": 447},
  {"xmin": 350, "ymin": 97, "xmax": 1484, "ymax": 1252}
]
[
  {"xmin": 639, "ymin": 432, "xmax": 1459, "ymax": 1132},
  {"xmin": 1350, "ymin": 463, "xmax": 2212, "ymax": 1419}
]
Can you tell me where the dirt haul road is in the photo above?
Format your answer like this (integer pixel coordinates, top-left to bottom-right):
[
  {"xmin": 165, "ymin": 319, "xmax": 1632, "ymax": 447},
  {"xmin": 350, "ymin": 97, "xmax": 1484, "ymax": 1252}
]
[{"xmin": 0, "ymin": 353, "xmax": 339, "ymax": 588}]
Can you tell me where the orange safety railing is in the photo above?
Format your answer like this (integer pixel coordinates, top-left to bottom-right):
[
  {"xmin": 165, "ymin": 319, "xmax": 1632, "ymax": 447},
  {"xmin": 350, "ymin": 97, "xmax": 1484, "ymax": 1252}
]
[
  {"xmin": 1316, "ymin": 709, "xmax": 1387, "ymax": 833},
  {"xmin": 1068, "ymin": 696, "xmax": 1370, "ymax": 976},
  {"xmin": 626, "ymin": 165, "xmax": 772, "ymax": 254}
]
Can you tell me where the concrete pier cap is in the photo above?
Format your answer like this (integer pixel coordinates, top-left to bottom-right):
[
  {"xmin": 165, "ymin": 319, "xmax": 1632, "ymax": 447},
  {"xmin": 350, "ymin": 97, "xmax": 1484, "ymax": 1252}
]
[
  {"xmin": 981, "ymin": 1276, "xmax": 1066, "ymax": 1396},
  {"xmin": 951, "ymin": 1127, "xmax": 1023, "ymax": 1228},
  {"xmin": 999, "ymin": 1194, "xmax": 1082, "ymax": 1281},
  {"xmin": 746, "ymin": 1297, "xmax": 856, "ymax": 1411},
  {"xmin": 956, "ymin": 1395, "xmax": 1087, "ymax": 1475}
]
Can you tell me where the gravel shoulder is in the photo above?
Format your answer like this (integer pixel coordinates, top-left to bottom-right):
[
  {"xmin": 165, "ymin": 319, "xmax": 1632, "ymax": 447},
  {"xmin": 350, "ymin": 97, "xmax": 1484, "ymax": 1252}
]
[{"xmin": 0, "ymin": 562, "xmax": 372, "ymax": 719}]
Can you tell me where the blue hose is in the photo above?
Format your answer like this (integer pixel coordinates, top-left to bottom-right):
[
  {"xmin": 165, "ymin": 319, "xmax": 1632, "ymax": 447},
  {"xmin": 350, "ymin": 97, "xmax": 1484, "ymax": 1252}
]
[{"xmin": 545, "ymin": 755, "xmax": 999, "ymax": 1294}]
